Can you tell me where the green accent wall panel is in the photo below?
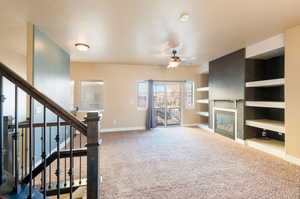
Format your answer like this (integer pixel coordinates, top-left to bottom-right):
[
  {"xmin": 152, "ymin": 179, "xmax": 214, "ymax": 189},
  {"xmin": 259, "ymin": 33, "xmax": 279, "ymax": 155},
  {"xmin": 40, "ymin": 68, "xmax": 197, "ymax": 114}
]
[{"xmin": 32, "ymin": 25, "xmax": 71, "ymax": 161}]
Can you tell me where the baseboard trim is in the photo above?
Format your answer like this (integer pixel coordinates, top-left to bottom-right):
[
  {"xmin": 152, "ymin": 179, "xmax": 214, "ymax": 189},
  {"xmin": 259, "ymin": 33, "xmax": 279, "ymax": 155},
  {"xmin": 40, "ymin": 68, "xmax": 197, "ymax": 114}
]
[
  {"xmin": 197, "ymin": 124, "xmax": 214, "ymax": 132},
  {"xmin": 237, "ymin": 138, "xmax": 300, "ymax": 167},
  {"xmin": 101, "ymin": 124, "xmax": 201, "ymax": 133},
  {"xmin": 244, "ymin": 139, "xmax": 285, "ymax": 158},
  {"xmin": 100, "ymin": 126, "xmax": 146, "ymax": 133},
  {"xmin": 284, "ymin": 154, "xmax": 300, "ymax": 166},
  {"xmin": 235, "ymin": 138, "xmax": 245, "ymax": 145},
  {"xmin": 182, "ymin": 123, "xmax": 199, "ymax": 127}
]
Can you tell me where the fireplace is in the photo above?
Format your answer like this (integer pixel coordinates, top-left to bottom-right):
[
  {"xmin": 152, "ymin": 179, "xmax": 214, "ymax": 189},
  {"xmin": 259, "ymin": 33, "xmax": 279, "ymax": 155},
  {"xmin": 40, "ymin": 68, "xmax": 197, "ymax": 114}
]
[{"xmin": 213, "ymin": 107, "xmax": 237, "ymax": 140}]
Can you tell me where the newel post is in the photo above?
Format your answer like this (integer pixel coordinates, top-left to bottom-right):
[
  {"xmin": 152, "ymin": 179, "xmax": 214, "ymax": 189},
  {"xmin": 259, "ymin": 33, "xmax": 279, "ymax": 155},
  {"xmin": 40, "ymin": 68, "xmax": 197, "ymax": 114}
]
[{"xmin": 85, "ymin": 112, "xmax": 101, "ymax": 199}]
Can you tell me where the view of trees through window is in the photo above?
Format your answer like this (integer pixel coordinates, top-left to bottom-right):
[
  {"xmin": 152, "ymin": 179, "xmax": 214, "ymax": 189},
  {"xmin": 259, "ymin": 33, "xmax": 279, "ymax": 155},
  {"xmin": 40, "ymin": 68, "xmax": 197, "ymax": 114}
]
[
  {"xmin": 137, "ymin": 81, "xmax": 148, "ymax": 109},
  {"xmin": 137, "ymin": 81, "xmax": 194, "ymax": 126},
  {"xmin": 185, "ymin": 81, "xmax": 194, "ymax": 108},
  {"xmin": 153, "ymin": 82, "xmax": 182, "ymax": 126}
]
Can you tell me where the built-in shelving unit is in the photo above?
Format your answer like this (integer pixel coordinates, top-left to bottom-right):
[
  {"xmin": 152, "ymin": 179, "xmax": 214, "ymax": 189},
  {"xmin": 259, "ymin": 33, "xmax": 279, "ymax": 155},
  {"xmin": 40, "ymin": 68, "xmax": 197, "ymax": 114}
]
[
  {"xmin": 196, "ymin": 87, "xmax": 209, "ymax": 92},
  {"xmin": 244, "ymin": 33, "xmax": 285, "ymax": 157},
  {"xmin": 246, "ymin": 78, "xmax": 285, "ymax": 88},
  {"xmin": 197, "ymin": 74, "xmax": 211, "ymax": 131},
  {"xmin": 245, "ymin": 119, "xmax": 285, "ymax": 134},
  {"xmin": 197, "ymin": 112, "xmax": 209, "ymax": 117},
  {"xmin": 245, "ymin": 101, "xmax": 285, "ymax": 109},
  {"xmin": 196, "ymin": 99, "xmax": 209, "ymax": 104}
]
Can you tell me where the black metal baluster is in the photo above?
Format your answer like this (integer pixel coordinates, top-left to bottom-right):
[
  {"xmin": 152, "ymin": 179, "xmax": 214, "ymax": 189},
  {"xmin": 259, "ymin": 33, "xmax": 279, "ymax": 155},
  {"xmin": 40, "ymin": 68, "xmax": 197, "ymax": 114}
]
[
  {"xmin": 25, "ymin": 128, "xmax": 28, "ymax": 177},
  {"xmin": 0, "ymin": 74, "xmax": 4, "ymax": 186},
  {"xmin": 42, "ymin": 107, "xmax": 47, "ymax": 198},
  {"xmin": 28, "ymin": 96, "xmax": 33, "ymax": 199},
  {"xmin": 13, "ymin": 85, "xmax": 19, "ymax": 193},
  {"xmin": 21, "ymin": 128, "xmax": 24, "ymax": 179},
  {"xmin": 40, "ymin": 127, "xmax": 43, "ymax": 191},
  {"xmin": 69, "ymin": 126, "xmax": 74, "ymax": 199},
  {"xmin": 55, "ymin": 116, "xmax": 60, "ymax": 198},
  {"xmin": 33, "ymin": 127, "xmax": 35, "ymax": 188},
  {"xmin": 48, "ymin": 127, "xmax": 52, "ymax": 189},
  {"xmin": 12, "ymin": 134, "xmax": 15, "ymax": 179},
  {"xmin": 79, "ymin": 131, "xmax": 82, "ymax": 184},
  {"xmin": 64, "ymin": 125, "xmax": 67, "ymax": 187}
]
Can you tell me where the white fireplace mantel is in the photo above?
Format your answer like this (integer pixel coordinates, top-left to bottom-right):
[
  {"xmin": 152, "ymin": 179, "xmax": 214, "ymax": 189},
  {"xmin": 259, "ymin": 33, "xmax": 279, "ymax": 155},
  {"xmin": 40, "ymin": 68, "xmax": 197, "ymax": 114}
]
[{"xmin": 211, "ymin": 99, "xmax": 244, "ymax": 108}]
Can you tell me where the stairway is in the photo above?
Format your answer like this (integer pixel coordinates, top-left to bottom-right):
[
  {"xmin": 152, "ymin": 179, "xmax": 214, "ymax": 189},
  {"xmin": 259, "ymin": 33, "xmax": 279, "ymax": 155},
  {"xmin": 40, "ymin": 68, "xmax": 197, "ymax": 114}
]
[{"xmin": 0, "ymin": 62, "xmax": 101, "ymax": 199}]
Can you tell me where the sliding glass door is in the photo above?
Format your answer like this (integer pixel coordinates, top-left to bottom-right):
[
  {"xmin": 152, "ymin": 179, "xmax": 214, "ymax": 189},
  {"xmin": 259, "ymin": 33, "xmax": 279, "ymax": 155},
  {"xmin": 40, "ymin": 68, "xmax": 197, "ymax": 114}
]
[{"xmin": 153, "ymin": 81, "xmax": 182, "ymax": 127}]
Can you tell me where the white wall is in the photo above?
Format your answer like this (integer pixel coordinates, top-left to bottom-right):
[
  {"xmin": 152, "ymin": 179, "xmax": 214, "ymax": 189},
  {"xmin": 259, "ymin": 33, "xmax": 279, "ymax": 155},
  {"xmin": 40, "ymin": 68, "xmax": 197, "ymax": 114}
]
[
  {"xmin": 285, "ymin": 25, "xmax": 300, "ymax": 160},
  {"xmin": 0, "ymin": 48, "xmax": 27, "ymax": 121},
  {"xmin": 71, "ymin": 62, "xmax": 202, "ymax": 130}
]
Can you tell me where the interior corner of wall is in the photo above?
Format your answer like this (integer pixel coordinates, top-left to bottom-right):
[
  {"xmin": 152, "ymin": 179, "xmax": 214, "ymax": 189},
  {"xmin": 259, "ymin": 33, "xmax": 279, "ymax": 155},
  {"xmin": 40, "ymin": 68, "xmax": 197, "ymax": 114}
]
[{"xmin": 26, "ymin": 22, "xmax": 34, "ymax": 85}]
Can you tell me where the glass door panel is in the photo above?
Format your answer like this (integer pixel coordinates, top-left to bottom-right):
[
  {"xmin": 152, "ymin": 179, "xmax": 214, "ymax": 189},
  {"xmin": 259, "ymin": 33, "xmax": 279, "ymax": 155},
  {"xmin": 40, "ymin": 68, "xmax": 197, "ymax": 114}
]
[
  {"xmin": 152, "ymin": 82, "xmax": 182, "ymax": 127},
  {"xmin": 153, "ymin": 83, "xmax": 167, "ymax": 127},
  {"xmin": 166, "ymin": 83, "xmax": 181, "ymax": 126}
]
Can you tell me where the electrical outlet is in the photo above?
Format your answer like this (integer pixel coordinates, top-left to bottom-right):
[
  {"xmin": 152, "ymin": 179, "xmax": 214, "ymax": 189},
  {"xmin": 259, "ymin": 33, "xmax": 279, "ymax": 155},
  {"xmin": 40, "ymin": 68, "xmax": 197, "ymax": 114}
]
[{"xmin": 113, "ymin": 120, "xmax": 117, "ymax": 125}]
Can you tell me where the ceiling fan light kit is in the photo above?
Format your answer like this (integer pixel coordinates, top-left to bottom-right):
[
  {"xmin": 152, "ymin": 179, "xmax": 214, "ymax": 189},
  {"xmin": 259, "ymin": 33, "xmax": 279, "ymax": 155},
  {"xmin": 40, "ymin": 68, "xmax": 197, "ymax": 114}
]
[
  {"xmin": 75, "ymin": 42, "xmax": 90, "ymax": 51},
  {"xmin": 167, "ymin": 61, "xmax": 180, "ymax": 68},
  {"xmin": 167, "ymin": 50, "xmax": 181, "ymax": 68}
]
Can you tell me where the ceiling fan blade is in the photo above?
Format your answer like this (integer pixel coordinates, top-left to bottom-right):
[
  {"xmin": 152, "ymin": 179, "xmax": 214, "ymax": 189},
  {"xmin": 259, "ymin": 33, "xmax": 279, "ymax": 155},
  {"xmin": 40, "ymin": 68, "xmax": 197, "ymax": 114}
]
[
  {"xmin": 160, "ymin": 41, "xmax": 183, "ymax": 53},
  {"xmin": 181, "ymin": 61, "xmax": 193, "ymax": 66},
  {"xmin": 154, "ymin": 52, "xmax": 170, "ymax": 58},
  {"xmin": 173, "ymin": 42, "xmax": 183, "ymax": 51},
  {"xmin": 181, "ymin": 56, "xmax": 197, "ymax": 61},
  {"xmin": 159, "ymin": 42, "xmax": 174, "ymax": 52}
]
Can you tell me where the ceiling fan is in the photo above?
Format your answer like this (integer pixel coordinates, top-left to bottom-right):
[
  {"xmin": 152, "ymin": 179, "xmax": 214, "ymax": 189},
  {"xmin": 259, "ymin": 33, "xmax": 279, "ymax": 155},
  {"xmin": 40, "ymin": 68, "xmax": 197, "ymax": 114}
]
[{"xmin": 167, "ymin": 49, "xmax": 195, "ymax": 68}]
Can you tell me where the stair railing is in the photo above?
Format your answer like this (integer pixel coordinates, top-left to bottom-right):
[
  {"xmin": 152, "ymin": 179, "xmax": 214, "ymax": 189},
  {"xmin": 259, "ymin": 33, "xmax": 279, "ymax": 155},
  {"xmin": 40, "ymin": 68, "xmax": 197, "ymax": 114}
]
[{"xmin": 0, "ymin": 62, "xmax": 101, "ymax": 199}]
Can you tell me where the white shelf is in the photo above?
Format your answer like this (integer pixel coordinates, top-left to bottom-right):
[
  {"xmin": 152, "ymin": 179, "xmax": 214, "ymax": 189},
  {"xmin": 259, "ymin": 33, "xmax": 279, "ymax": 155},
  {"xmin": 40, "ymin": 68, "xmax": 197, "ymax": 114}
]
[
  {"xmin": 245, "ymin": 101, "xmax": 285, "ymax": 109},
  {"xmin": 246, "ymin": 33, "xmax": 284, "ymax": 60},
  {"xmin": 245, "ymin": 138, "xmax": 285, "ymax": 158},
  {"xmin": 196, "ymin": 87, "xmax": 209, "ymax": 92},
  {"xmin": 197, "ymin": 99, "xmax": 209, "ymax": 104},
  {"xmin": 245, "ymin": 119, "xmax": 285, "ymax": 133},
  {"xmin": 246, "ymin": 78, "xmax": 284, "ymax": 88},
  {"xmin": 197, "ymin": 112, "xmax": 209, "ymax": 117}
]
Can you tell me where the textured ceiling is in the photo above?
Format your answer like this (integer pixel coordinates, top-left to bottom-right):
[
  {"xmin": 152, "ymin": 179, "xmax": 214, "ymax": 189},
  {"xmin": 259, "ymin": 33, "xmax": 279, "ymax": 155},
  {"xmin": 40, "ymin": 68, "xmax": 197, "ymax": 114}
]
[{"xmin": 1, "ymin": 0, "xmax": 300, "ymax": 66}]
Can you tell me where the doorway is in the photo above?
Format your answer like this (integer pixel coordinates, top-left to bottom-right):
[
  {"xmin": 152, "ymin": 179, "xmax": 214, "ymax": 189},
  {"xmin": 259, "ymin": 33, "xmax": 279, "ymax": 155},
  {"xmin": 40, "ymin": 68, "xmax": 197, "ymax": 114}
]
[{"xmin": 152, "ymin": 81, "xmax": 182, "ymax": 127}]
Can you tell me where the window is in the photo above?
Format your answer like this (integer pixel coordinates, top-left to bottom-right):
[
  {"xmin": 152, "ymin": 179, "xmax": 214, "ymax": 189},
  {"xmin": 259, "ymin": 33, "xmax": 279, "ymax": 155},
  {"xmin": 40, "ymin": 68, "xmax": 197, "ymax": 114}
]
[
  {"xmin": 80, "ymin": 80, "xmax": 104, "ymax": 112},
  {"xmin": 137, "ymin": 81, "xmax": 148, "ymax": 110},
  {"xmin": 185, "ymin": 81, "xmax": 194, "ymax": 108}
]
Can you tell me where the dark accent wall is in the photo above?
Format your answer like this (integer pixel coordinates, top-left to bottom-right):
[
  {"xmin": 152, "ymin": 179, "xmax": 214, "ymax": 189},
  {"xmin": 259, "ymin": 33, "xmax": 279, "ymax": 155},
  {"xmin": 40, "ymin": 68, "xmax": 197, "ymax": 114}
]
[
  {"xmin": 209, "ymin": 49, "xmax": 246, "ymax": 139},
  {"xmin": 209, "ymin": 49, "xmax": 246, "ymax": 100}
]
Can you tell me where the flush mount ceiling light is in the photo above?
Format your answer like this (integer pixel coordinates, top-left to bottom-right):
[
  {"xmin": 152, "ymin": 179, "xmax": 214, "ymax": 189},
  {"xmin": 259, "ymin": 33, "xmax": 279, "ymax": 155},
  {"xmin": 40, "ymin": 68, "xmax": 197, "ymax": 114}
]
[
  {"xmin": 75, "ymin": 43, "xmax": 90, "ymax": 51},
  {"xmin": 179, "ymin": 13, "xmax": 190, "ymax": 22}
]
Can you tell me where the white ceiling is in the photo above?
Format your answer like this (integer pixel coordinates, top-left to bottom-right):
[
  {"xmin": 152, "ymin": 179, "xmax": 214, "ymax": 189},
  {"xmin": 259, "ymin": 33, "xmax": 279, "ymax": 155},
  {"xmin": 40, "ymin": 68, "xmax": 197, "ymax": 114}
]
[{"xmin": 1, "ymin": 0, "xmax": 300, "ymax": 66}]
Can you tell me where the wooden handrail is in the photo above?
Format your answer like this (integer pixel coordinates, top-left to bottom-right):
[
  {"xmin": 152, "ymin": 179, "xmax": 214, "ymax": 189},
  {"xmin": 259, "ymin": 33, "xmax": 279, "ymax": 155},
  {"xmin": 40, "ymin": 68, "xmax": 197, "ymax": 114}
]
[{"xmin": 0, "ymin": 62, "xmax": 87, "ymax": 135}]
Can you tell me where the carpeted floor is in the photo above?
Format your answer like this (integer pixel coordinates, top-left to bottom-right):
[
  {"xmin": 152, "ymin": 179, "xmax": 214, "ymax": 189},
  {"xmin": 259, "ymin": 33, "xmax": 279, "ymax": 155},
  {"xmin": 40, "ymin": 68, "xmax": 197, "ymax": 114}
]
[{"xmin": 100, "ymin": 127, "xmax": 300, "ymax": 199}]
